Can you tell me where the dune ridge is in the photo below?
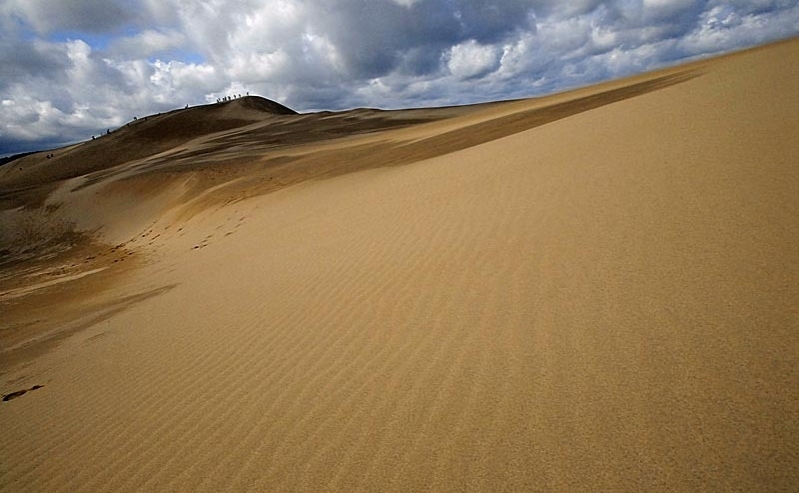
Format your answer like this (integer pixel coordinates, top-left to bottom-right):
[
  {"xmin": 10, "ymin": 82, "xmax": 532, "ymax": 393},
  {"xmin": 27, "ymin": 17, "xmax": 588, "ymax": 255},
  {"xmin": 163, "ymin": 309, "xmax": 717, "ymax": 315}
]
[{"xmin": 1, "ymin": 38, "xmax": 798, "ymax": 492}]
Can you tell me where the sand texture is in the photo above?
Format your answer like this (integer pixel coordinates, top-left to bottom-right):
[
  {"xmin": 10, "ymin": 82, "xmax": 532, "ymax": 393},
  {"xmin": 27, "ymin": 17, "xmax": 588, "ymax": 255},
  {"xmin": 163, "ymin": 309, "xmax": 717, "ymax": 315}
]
[{"xmin": 1, "ymin": 38, "xmax": 798, "ymax": 492}]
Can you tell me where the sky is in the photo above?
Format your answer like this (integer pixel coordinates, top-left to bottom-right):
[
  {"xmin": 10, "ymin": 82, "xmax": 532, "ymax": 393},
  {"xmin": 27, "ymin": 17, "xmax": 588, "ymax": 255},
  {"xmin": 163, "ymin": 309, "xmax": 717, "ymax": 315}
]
[{"xmin": 1, "ymin": 0, "xmax": 798, "ymax": 156}]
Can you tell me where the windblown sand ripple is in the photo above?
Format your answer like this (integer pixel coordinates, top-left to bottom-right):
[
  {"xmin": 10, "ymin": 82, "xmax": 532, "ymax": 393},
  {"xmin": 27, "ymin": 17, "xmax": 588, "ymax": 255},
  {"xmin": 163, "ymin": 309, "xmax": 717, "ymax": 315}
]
[{"xmin": 1, "ymin": 39, "xmax": 797, "ymax": 492}]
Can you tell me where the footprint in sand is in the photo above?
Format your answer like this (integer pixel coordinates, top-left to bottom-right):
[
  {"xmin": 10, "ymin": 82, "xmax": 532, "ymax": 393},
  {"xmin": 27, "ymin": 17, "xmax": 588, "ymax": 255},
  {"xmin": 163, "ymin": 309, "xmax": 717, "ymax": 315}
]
[{"xmin": 2, "ymin": 385, "xmax": 44, "ymax": 402}]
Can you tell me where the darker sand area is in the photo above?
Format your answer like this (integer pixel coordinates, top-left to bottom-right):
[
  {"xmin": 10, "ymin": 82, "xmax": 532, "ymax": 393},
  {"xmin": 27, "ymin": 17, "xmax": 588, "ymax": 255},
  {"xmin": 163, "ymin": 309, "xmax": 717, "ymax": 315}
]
[{"xmin": 1, "ymin": 38, "xmax": 797, "ymax": 492}]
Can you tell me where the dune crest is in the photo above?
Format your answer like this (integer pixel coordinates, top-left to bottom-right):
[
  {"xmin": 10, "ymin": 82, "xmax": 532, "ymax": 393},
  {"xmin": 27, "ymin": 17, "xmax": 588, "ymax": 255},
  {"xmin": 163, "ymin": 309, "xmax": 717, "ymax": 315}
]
[{"xmin": 1, "ymin": 38, "xmax": 798, "ymax": 492}]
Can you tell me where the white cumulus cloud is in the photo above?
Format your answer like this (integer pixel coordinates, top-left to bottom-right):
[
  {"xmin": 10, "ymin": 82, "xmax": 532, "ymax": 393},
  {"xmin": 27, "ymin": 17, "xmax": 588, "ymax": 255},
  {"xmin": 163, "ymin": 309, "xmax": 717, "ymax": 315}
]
[{"xmin": 447, "ymin": 40, "xmax": 500, "ymax": 79}]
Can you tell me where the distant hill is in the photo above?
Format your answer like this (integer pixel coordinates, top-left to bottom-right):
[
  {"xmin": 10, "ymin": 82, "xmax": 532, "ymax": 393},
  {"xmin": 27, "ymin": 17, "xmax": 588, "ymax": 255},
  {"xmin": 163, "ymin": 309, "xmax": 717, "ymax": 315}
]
[
  {"xmin": 113, "ymin": 96, "xmax": 296, "ymax": 145},
  {"xmin": 0, "ymin": 151, "xmax": 38, "ymax": 167},
  {"xmin": 0, "ymin": 96, "xmax": 298, "ymax": 193},
  {"xmin": 230, "ymin": 96, "xmax": 297, "ymax": 115}
]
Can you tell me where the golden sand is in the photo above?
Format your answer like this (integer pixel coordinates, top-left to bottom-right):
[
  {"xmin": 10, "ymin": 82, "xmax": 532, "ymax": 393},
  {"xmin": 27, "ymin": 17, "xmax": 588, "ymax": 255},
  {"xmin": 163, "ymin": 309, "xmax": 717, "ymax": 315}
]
[{"xmin": 1, "ymin": 38, "xmax": 797, "ymax": 492}]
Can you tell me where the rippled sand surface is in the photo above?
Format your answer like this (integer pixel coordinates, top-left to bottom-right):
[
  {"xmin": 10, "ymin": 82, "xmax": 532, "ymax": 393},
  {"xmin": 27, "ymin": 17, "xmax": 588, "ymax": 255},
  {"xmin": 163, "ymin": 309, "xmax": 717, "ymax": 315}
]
[{"xmin": 1, "ymin": 38, "xmax": 797, "ymax": 492}]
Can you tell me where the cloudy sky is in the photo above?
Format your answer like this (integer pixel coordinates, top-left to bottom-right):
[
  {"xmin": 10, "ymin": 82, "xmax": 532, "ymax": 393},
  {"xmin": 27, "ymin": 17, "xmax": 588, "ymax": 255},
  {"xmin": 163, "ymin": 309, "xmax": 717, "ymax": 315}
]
[{"xmin": 1, "ymin": 0, "xmax": 798, "ymax": 156}]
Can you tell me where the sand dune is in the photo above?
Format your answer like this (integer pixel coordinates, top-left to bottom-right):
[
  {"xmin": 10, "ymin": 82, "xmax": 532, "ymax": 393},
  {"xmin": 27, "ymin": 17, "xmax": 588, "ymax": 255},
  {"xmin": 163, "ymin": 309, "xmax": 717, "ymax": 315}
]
[{"xmin": 1, "ymin": 38, "xmax": 798, "ymax": 492}]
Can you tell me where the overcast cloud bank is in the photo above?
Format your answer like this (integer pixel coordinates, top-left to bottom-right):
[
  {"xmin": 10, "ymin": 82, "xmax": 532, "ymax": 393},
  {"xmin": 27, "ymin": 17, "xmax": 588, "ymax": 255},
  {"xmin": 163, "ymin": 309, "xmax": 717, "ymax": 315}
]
[{"xmin": 2, "ymin": 0, "xmax": 798, "ymax": 155}]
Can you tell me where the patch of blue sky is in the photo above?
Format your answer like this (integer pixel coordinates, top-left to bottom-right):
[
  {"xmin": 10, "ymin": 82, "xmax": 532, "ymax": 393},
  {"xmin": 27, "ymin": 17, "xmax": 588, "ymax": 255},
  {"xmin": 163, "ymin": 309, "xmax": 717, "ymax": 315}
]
[
  {"xmin": 45, "ymin": 27, "xmax": 139, "ymax": 51},
  {"xmin": 148, "ymin": 50, "xmax": 206, "ymax": 65}
]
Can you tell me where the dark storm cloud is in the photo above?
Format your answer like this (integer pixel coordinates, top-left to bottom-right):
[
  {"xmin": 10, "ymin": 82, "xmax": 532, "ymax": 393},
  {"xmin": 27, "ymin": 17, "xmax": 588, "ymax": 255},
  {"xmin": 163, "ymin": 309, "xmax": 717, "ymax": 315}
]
[
  {"xmin": 2, "ymin": 0, "xmax": 799, "ymax": 156},
  {"xmin": 308, "ymin": 0, "xmax": 534, "ymax": 78},
  {"xmin": 0, "ymin": 39, "xmax": 70, "ymax": 88},
  {"xmin": 318, "ymin": 0, "xmax": 412, "ymax": 77},
  {"xmin": 3, "ymin": 0, "xmax": 139, "ymax": 34},
  {"xmin": 454, "ymin": 0, "xmax": 537, "ymax": 42}
]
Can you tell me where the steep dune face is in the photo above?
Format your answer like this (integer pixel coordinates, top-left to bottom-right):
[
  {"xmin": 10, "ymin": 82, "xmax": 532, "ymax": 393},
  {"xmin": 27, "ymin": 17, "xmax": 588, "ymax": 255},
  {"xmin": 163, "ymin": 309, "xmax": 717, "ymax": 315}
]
[{"xmin": 1, "ymin": 38, "xmax": 798, "ymax": 492}]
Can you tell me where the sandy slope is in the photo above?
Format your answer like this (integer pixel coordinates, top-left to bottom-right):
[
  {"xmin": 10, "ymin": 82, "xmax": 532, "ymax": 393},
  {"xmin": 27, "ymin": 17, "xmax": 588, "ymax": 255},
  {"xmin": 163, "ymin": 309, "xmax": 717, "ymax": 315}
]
[{"xmin": 1, "ymin": 38, "xmax": 798, "ymax": 492}]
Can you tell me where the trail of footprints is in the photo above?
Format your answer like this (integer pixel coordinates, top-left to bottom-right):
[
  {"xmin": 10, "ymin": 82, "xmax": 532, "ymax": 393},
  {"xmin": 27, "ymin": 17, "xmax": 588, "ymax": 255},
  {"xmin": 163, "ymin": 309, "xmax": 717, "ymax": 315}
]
[
  {"xmin": 115, "ymin": 205, "xmax": 253, "ymax": 253},
  {"xmin": 0, "ymin": 214, "xmax": 249, "ymax": 403},
  {"xmin": 192, "ymin": 214, "xmax": 248, "ymax": 251}
]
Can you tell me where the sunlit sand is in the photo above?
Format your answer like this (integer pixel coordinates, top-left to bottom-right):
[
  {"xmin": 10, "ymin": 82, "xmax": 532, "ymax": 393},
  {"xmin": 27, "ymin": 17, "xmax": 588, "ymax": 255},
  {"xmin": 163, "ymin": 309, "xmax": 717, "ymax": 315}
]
[{"xmin": 1, "ymin": 38, "xmax": 797, "ymax": 492}]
